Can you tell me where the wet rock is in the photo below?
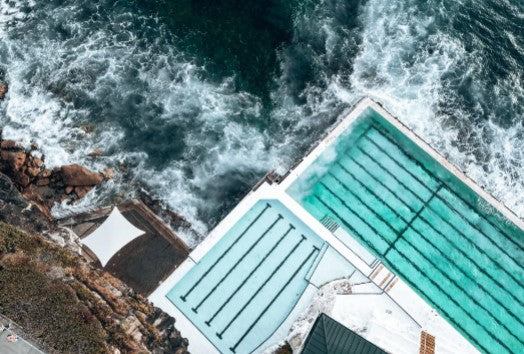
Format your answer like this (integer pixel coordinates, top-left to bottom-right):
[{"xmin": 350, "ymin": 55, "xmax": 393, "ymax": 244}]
[
  {"xmin": 0, "ymin": 138, "xmax": 109, "ymax": 216},
  {"xmin": 40, "ymin": 169, "xmax": 52, "ymax": 178},
  {"xmin": 27, "ymin": 166, "xmax": 40, "ymax": 177},
  {"xmin": 79, "ymin": 124, "xmax": 94, "ymax": 133},
  {"xmin": 30, "ymin": 156, "xmax": 43, "ymax": 168},
  {"xmin": 88, "ymin": 149, "xmax": 102, "ymax": 157},
  {"xmin": 61, "ymin": 164, "xmax": 103, "ymax": 186},
  {"xmin": 102, "ymin": 167, "xmax": 115, "ymax": 180},
  {"xmin": 1, "ymin": 140, "xmax": 17, "ymax": 149},
  {"xmin": 1, "ymin": 151, "xmax": 27, "ymax": 171},
  {"xmin": 0, "ymin": 82, "xmax": 7, "ymax": 100},
  {"xmin": 74, "ymin": 186, "xmax": 92, "ymax": 199}
]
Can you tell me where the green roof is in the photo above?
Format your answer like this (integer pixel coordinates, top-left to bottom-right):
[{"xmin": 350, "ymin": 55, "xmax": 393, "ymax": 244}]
[{"xmin": 301, "ymin": 313, "xmax": 387, "ymax": 354}]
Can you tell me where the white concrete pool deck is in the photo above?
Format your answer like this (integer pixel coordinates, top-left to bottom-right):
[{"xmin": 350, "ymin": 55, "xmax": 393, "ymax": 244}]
[
  {"xmin": 149, "ymin": 182, "xmax": 478, "ymax": 353},
  {"xmin": 149, "ymin": 98, "xmax": 521, "ymax": 353}
]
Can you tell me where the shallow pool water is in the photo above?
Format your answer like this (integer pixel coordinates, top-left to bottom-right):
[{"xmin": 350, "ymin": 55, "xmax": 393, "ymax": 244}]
[{"xmin": 167, "ymin": 199, "xmax": 324, "ymax": 353}]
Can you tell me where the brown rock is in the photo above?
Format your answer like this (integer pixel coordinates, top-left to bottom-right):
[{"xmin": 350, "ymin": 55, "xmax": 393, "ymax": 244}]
[
  {"xmin": 61, "ymin": 164, "xmax": 103, "ymax": 186},
  {"xmin": 36, "ymin": 178, "xmax": 50, "ymax": 186},
  {"xmin": 14, "ymin": 172, "xmax": 30, "ymax": 187},
  {"xmin": 0, "ymin": 82, "xmax": 7, "ymax": 100},
  {"xmin": 1, "ymin": 151, "xmax": 26, "ymax": 170},
  {"xmin": 79, "ymin": 124, "xmax": 93, "ymax": 133},
  {"xmin": 40, "ymin": 169, "xmax": 52, "ymax": 178},
  {"xmin": 102, "ymin": 167, "xmax": 115, "ymax": 180},
  {"xmin": 65, "ymin": 186, "xmax": 74, "ymax": 195},
  {"xmin": 88, "ymin": 149, "xmax": 102, "ymax": 157},
  {"xmin": 1, "ymin": 140, "xmax": 17, "ymax": 149},
  {"xmin": 31, "ymin": 156, "xmax": 43, "ymax": 168},
  {"xmin": 27, "ymin": 167, "xmax": 40, "ymax": 177},
  {"xmin": 74, "ymin": 186, "xmax": 92, "ymax": 199}
]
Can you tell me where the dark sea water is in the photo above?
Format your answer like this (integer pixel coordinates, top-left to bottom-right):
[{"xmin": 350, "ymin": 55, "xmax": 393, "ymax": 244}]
[{"xmin": 0, "ymin": 0, "xmax": 522, "ymax": 245}]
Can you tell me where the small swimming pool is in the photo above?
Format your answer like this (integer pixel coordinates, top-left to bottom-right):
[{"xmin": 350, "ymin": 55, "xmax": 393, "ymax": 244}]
[
  {"xmin": 166, "ymin": 200, "xmax": 324, "ymax": 353},
  {"xmin": 287, "ymin": 107, "xmax": 524, "ymax": 354}
]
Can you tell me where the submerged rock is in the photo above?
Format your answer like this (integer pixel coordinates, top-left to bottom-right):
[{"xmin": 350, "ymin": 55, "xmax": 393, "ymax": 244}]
[
  {"xmin": 61, "ymin": 163, "xmax": 103, "ymax": 186},
  {"xmin": 0, "ymin": 81, "xmax": 7, "ymax": 100}
]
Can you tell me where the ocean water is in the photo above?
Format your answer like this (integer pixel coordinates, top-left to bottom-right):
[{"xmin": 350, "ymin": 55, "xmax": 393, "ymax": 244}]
[{"xmin": 0, "ymin": 0, "xmax": 522, "ymax": 246}]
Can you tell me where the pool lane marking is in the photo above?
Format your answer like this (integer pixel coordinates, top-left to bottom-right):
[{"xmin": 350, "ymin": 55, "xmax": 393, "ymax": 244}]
[
  {"xmin": 319, "ymin": 169, "xmax": 524, "ymax": 330},
  {"xmin": 336, "ymin": 159, "xmax": 524, "ymax": 308},
  {"xmin": 317, "ymin": 182, "xmax": 388, "ymax": 249},
  {"xmin": 392, "ymin": 238, "xmax": 523, "ymax": 350},
  {"xmin": 180, "ymin": 203, "xmax": 271, "ymax": 302},
  {"xmin": 349, "ymin": 146, "xmax": 524, "ymax": 288},
  {"xmin": 383, "ymin": 249, "xmax": 502, "ymax": 354},
  {"xmin": 353, "ymin": 143, "xmax": 523, "ymax": 274},
  {"xmin": 369, "ymin": 125, "xmax": 524, "ymax": 254},
  {"xmin": 316, "ymin": 163, "xmax": 524, "ymax": 332},
  {"xmin": 384, "ymin": 185, "xmax": 443, "ymax": 256},
  {"xmin": 216, "ymin": 235, "xmax": 307, "ymax": 339},
  {"xmin": 191, "ymin": 214, "xmax": 284, "ymax": 313},
  {"xmin": 311, "ymin": 194, "xmax": 382, "ymax": 257},
  {"xmin": 229, "ymin": 246, "xmax": 320, "ymax": 353},
  {"xmin": 205, "ymin": 223, "xmax": 295, "ymax": 326},
  {"xmin": 325, "ymin": 172, "xmax": 403, "ymax": 235}
]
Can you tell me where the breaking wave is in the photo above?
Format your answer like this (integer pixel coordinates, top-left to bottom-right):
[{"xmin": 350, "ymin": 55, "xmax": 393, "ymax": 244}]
[{"xmin": 0, "ymin": 0, "xmax": 522, "ymax": 246}]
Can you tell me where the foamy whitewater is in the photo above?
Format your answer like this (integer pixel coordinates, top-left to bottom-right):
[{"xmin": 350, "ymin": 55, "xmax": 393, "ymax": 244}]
[{"xmin": 0, "ymin": 0, "xmax": 522, "ymax": 246}]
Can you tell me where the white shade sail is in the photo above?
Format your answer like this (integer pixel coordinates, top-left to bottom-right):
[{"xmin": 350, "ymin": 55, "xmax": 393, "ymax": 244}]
[{"xmin": 81, "ymin": 207, "xmax": 145, "ymax": 267}]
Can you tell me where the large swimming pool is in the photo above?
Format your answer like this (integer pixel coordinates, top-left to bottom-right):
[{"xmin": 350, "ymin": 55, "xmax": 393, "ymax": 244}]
[
  {"xmin": 167, "ymin": 200, "xmax": 324, "ymax": 353},
  {"xmin": 287, "ymin": 107, "xmax": 524, "ymax": 354}
]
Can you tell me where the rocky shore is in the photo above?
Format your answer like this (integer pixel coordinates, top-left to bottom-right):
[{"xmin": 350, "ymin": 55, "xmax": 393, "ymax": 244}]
[
  {"xmin": 0, "ymin": 137, "xmax": 114, "ymax": 218},
  {"xmin": 0, "ymin": 113, "xmax": 189, "ymax": 352},
  {"xmin": 0, "ymin": 222, "xmax": 189, "ymax": 354}
]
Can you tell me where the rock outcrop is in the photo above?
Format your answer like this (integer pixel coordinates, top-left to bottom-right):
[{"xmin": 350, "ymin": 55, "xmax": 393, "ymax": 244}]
[
  {"xmin": 0, "ymin": 81, "xmax": 7, "ymax": 100},
  {"xmin": 0, "ymin": 137, "xmax": 114, "ymax": 218},
  {"xmin": 0, "ymin": 223, "xmax": 189, "ymax": 354},
  {"xmin": 0, "ymin": 172, "xmax": 49, "ymax": 232},
  {"xmin": 0, "ymin": 155, "xmax": 189, "ymax": 353}
]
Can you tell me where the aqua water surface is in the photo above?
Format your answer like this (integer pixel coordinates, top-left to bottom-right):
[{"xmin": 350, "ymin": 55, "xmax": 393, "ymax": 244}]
[
  {"xmin": 288, "ymin": 108, "xmax": 524, "ymax": 354},
  {"xmin": 167, "ymin": 200, "xmax": 323, "ymax": 353}
]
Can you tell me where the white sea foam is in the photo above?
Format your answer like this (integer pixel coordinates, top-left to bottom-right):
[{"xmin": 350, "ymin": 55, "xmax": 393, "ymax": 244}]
[
  {"xmin": 273, "ymin": 0, "xmax": 523, "ymax": 218},
  {"xmin": 0, "ymin": 0, "xmax": 284, "ymax": 245},
  {"xmin": 0, "ymin": 0, "xmax": 521, "ymax": 249}
]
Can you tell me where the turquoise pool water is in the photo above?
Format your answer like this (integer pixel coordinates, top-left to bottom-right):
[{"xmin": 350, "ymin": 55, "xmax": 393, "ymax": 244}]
[
  {"xmin": 167, "ymin": 200, "xmax": 324, "ymax": 353},
  {"xmin": 288, "ymin": 108, "xmax": 524, "ymax": 354}
]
